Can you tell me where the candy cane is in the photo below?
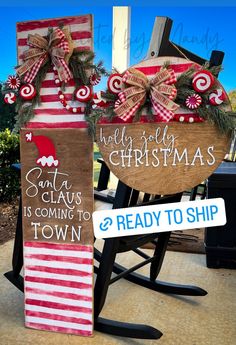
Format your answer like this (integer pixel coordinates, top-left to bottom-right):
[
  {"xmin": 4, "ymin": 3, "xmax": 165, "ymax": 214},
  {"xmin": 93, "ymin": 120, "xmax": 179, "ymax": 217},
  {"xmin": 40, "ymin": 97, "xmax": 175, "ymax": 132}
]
[
  {"xmin": 92, "ymin": 91, "xmax": 107, "ymax": 108},
  {"xmin": 89, "ymin": 73, "xmax": 101, "ymax": 86},
  {"xmin": 192, "ymin": 70, "xmax": 214, "ymax": 93}
]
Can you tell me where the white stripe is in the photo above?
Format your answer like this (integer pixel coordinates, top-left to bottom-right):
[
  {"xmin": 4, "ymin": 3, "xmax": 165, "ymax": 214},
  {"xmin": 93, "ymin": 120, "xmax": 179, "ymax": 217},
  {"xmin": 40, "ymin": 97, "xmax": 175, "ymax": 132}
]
[
  {"xmin": 25, "ymin": 315, "xmax": 92, "ymax": 331},
  {"xmin": 25, "ymin": 292, "xmax": 92, "ymax": 309},
  {"xmin": 25, "ymin": 304, "xmax": 92, "ymax": 321},
  {"xmin": 28, "ymin": 115, "xmax": 85, "ymax": 123},
  {"xmin": 25, "ymin": 270, "xmax": 92, "ymax": 285},
  {"xmin": 175, "ymin": 108, "xmax": 195, "ymax": 115},
  {"xmin": 34, "ymin": 102, "xmax": 77, "ymax": 109},
  {"xmin": 73, "ymin": 39, "xmax": 92, "ymax": 48},
  {"xmin": 25, "ymin": 281, "xmax": 93, "ymax": 296},
  {"xmin": 135, "ymin": 59, "xmax": 193, "ymax": 68},
  {"xmin": 24, "ymin": 246, "xmax": 93, "ymax": 259},
  {"xmin": 17, "ymin": 23, "xmax": 92, "ymax": 39},
  {"xmin": 40, "ymin": 87, "xmax": 76, "ymax": 95},
  {"xmin": 23, "ymin": 259, "xmax": 93, "ymax": 273}
]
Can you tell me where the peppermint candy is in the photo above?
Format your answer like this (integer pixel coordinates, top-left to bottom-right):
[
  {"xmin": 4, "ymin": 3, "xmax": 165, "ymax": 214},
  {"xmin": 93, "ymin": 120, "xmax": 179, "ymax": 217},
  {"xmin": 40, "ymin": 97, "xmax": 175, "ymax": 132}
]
[
  {"xmin": 107, "ymin": 73, "xmax": 123, "ymax": 94},
  {"xmin": 209, "ymin": 88, "xmax": 226, "ymax": 105},
  {"xmin": 75, "ymin": 86, "xmax": 93, "ymax": 102},
  {"xmin": 185, "ymin": 94, "xmax": 202, "ymax": 109},
  {"xmin": 4, "ymin": 92, "xmax": 16, "ymax": 104},
  {"xmin": 19, "ymin": 83, "xmax": 36, "ymax": 100},
  {"xmin": 89, "ymin": 73, "xmax": 101, "ymax": 86},
  {"xmin": 192, "ymin": 70, "xmax": 214, "ymax": 93},
  {"xmin": 7, "ymin": 75, "xmax": 21, "ymax": 90}
]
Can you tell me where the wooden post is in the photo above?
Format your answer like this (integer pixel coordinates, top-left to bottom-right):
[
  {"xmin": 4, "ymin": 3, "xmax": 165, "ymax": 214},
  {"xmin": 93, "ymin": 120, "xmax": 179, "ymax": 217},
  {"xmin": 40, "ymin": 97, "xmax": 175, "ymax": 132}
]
[
  {"xmin": 110, "ymin": 6, "xmax": 131, "ymax": 188},
  {"xmin": 112, "ymin": 6, "xmax": 131, "ymax": 73}
]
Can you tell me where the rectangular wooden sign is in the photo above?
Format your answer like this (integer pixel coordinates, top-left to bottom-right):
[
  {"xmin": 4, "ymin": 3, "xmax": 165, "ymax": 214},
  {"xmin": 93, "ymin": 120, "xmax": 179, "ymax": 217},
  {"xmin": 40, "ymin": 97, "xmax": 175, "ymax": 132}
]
[{"xmin": 20, "ymin": 128, "xmax": 94, "ymax": 336}]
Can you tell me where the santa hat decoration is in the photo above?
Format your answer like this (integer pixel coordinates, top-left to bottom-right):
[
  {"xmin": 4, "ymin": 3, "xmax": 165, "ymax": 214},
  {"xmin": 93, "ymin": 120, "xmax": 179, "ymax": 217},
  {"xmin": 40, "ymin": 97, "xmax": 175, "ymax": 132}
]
[{"xmin": 25, "ymin": 132, "xmax": 59, "ymax": 168}]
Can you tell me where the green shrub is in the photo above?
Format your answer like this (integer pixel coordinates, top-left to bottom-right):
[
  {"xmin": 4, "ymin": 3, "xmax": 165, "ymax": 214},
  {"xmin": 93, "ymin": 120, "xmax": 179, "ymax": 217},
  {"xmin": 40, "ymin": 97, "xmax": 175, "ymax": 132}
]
[{"xmin": 0, "ymin": 129, "xmax": 20, "ymax": 202}]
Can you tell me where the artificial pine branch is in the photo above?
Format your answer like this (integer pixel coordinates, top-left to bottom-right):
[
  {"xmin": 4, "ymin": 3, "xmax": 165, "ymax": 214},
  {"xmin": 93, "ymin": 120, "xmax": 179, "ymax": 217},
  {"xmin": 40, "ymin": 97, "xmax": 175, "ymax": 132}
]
[
  {"xmin": 163, "ymin": 60, "xmax": 171, "ymax": 69},
  {"xmin": 133, "ymin": 107, "xmax": 142, "ymax": 122},
  {"xmin": 13, "ymin": 103, "xmax": 34, "ymax": 132},
  {"xmin": 208, "ymin": 65, "xmax": 222, "ymax": 77},
  {"xmin": 102, "ymin": 91, "xmax": 117, "ymax": 103}
]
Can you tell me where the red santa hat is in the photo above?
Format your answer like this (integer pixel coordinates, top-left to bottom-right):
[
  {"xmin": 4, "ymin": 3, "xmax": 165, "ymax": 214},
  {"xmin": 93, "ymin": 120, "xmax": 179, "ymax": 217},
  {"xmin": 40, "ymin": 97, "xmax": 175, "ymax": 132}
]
[{"xmin": 25, "ymin": 132, "xmax": 59, "ymax": 168}]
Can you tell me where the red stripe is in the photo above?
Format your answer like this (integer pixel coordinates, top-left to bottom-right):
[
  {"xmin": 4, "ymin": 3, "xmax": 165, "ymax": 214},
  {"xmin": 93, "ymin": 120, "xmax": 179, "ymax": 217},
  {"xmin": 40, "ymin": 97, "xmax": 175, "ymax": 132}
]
[
  {"xmin": 25, "ymin": 299, "xmax": 92, "ymax": 314},
  {"xmin": 136, "ymin": 63, "xmax": 198, "ymax": 76},
  {"xmin": 17, "ymin": 32, "xmax": 91, "ymax": 47},
  {"xmin": 26, "ymin": 322, "xmax": 92, "ymax": 336},
  {"xmin": 17, "ymin": 16, "xmax": 90, "ymax": 32},
  {"xmin": 71, "ymin": 31, "xmax": 92, "ymax": 40},
  {"xmin": 24, "ymin": 241, "xmax": 93, "ymax": 252},
  {"xmin": 41, "ymin": 79, "xmax": 75, "ymax": 88},
  {"xmin": 25, "ymin": 265, "xmax": 92, "ymax": 277},
  {"xmin": 74, "ymin": 46, "xmax": 91, "ymax": 52},
  {"xmin": 25, "ymin": 276, "xmax": 92, "ymax": 290},
  {"xmin": 26, "ymin": 122, "xmax": 88, "ymax": 129},
  {"xmin": 24, "ymin": 253, "xmax": 92, "ymax": 265},
  {"xmin": 40, "ymin": 94, "xmax": 73, "ymax": 103},
  {"xmin": 25, "ymin": 287, "xmax": 92, "ymax": 302},
  {"xmin": 25, "ymin": 310, "xmax": 92, "ymax": 325},
  {"xmin": 34, "ymin": 109, "xmax": 84, "ymax": 115}
]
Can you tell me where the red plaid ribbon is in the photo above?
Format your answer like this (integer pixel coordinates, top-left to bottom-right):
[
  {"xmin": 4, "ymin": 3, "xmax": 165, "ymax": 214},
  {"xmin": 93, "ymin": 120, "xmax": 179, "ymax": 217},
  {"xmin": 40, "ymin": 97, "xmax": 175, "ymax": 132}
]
[
  {"xmin": 114, "ymin": 67, "xmax": 179, "ymax": 122},
  {"xmin": 16, "ymin": 27, "xmax": 73, "ymax": 83}
]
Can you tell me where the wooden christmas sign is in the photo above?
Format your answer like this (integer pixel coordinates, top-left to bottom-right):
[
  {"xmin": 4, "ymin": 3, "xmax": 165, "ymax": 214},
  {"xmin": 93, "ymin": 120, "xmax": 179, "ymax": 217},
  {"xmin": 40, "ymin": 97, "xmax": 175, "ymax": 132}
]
[
  {"xmin": 20, "ymin": 128, "xmax": 93, "ymax": 336},
  {"xmin": 96, "ymin": 57, "xmax": 233, "ymax": 195},
  {"xmin": 13, "ymin": 14, "xmax": 100, "ymax": 337}
]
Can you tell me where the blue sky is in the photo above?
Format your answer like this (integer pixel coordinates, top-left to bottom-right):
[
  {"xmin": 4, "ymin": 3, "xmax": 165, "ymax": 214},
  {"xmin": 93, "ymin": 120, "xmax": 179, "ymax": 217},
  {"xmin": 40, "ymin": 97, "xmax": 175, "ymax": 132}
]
[{"xmin": 0, "ymin": 4, "xmax": 235, "ymax": 91}]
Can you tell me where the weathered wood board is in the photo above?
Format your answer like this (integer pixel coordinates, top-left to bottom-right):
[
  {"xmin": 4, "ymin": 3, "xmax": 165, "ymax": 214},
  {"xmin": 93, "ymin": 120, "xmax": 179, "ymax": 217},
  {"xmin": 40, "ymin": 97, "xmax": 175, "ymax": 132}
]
[
  {"xmin": 97, "ymin": 122, "xmax": 230, "ymax": 195},
  {"xmin": 20, "ymin": 128, "xmax": 94, "ymax": 336}
]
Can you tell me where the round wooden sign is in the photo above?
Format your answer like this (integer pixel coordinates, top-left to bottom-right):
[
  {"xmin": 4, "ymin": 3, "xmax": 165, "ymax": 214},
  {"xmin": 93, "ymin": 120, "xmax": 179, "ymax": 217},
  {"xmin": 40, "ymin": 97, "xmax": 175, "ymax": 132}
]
[{"xmin": 96, "ymin": 57, "xmax": 231, "ymax": 195}]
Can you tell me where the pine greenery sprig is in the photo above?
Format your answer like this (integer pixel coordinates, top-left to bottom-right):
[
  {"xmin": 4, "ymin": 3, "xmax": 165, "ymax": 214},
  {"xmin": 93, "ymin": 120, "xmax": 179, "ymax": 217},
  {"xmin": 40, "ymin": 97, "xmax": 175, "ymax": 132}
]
[{"xmin": 13, "ymin": 103, "xmax": 34, "ymax": 133}]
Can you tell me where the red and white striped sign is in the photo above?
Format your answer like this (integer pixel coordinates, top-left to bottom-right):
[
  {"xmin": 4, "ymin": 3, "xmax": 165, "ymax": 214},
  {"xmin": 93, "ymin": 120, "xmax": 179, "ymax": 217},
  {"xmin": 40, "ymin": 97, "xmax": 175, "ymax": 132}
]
[
  {"xmin": 17, "ymin": 16, "xmax": 93, "ymax": 128},
  {"xmin": 24, "ymin": 241, "xmax": 93, "ymax": 336}
]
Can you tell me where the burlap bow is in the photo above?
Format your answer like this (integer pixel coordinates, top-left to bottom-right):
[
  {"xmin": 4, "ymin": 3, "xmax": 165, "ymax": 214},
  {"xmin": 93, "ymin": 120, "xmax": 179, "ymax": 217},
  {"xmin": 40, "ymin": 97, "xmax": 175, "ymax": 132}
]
[
  {"xmin": 16, "ymin": 27, "xmax": 73, "ymax": 83},
  {"xmin": 114, "ymin": 67, "xmax": 180, "ymax": 122}
]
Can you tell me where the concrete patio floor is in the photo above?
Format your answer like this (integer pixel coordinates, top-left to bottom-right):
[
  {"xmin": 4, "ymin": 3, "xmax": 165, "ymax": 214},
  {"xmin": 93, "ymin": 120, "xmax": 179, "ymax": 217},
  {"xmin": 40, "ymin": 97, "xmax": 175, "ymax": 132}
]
[{"xmin": 0, "ymin": 239, "xmax": 235, "ymax": 345}]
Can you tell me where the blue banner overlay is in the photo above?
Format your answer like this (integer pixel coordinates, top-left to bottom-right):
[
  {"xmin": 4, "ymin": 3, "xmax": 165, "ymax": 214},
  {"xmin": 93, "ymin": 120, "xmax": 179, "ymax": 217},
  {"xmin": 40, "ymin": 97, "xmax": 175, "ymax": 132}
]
[{"xmin": 93, "ymin": 198, "xmax": 226, "ymax": 239}]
